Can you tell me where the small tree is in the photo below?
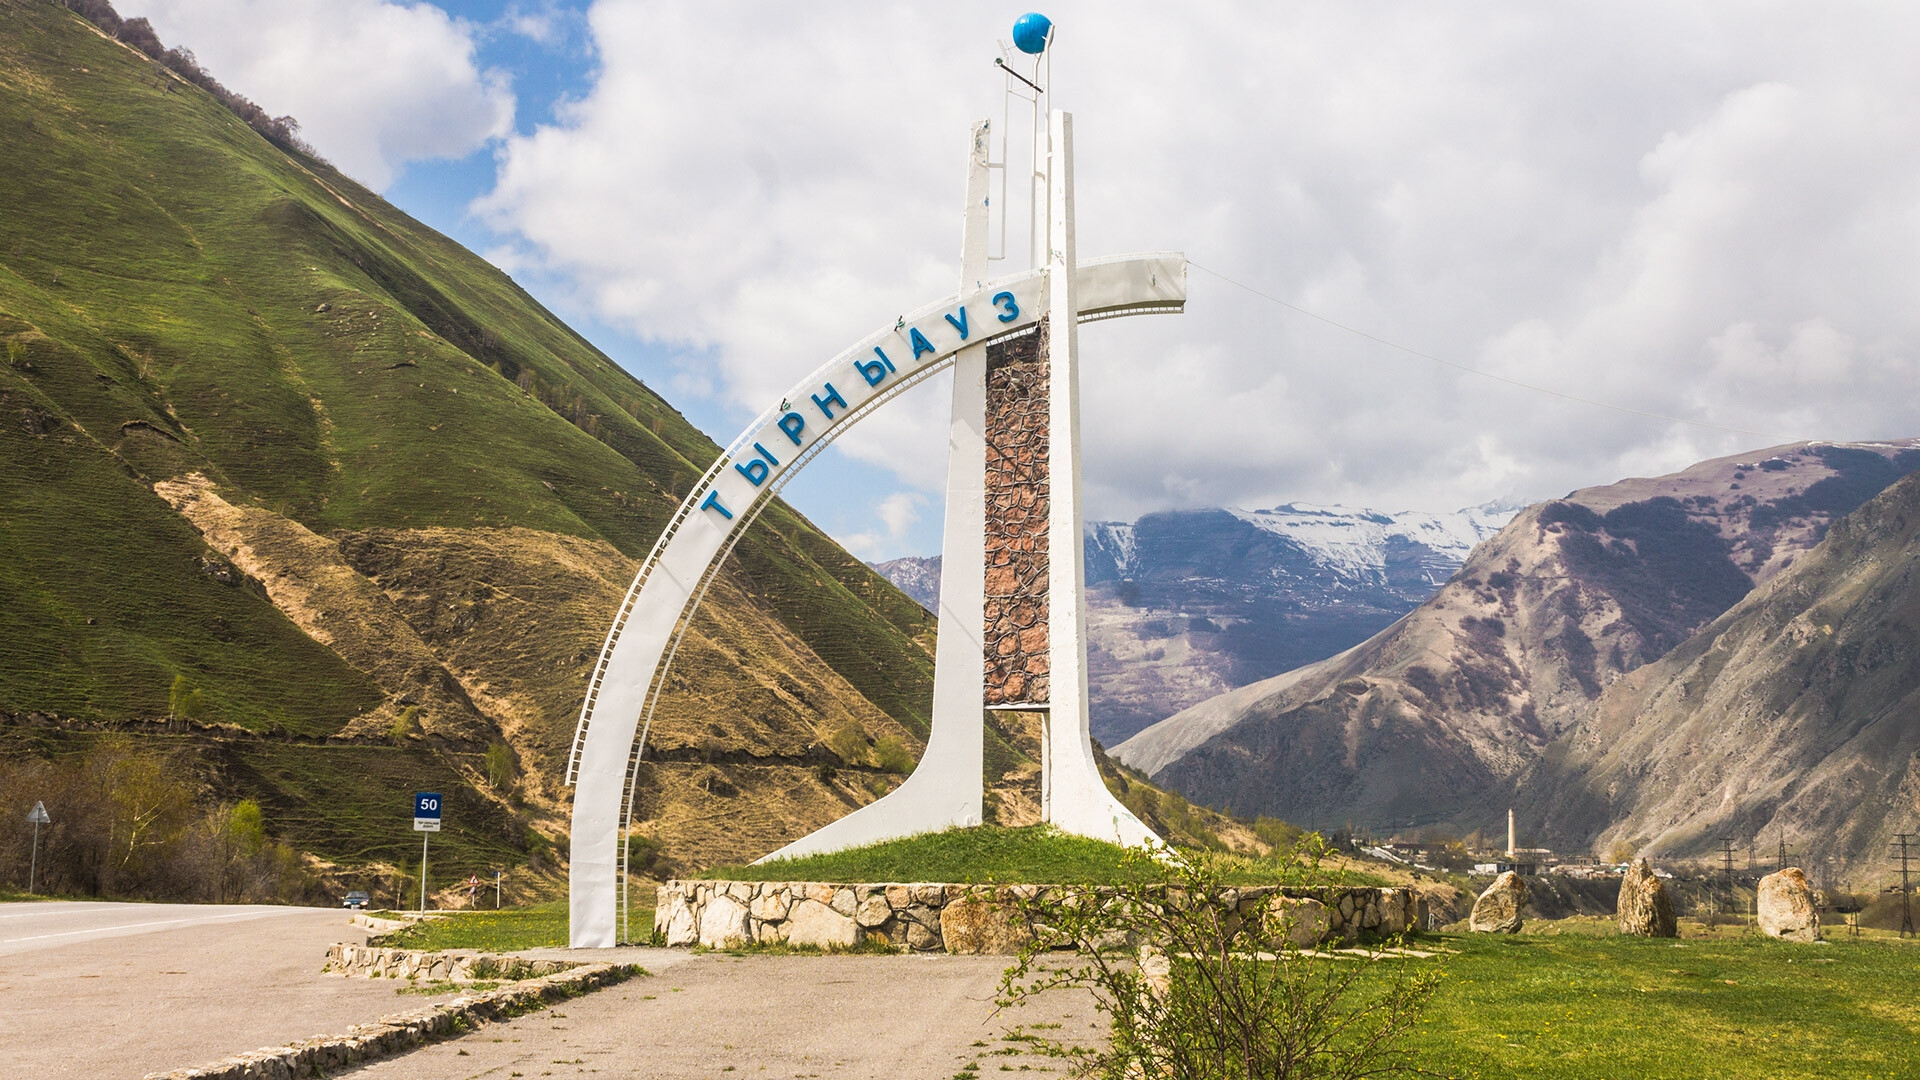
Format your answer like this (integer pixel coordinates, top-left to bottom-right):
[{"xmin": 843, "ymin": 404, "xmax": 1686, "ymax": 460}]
[
  {"xmin": 997, "ymin": 843, "xmax": 1440, "ymax": 1079},
  {"xmin": 823, "ymin": 721, "xmax": 870, "ymax": 766},
  {"xmin": 389, "ymin": 706, "xmax": 421, "ymax": 743},
  {"xmin": 484, "ymin": 742, "xmax": 517, "ymax": 792},
  {"xmin": 871, "ymin": 736, "xmax": 915, "ymax": 775},
  {"xmin": 168, "ymin": 675, "xmax": 205, "ymax": 721}
]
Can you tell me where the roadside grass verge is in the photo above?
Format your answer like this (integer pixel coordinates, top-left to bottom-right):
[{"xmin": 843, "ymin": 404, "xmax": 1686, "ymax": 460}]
[
  {"xmin": 369, "ymin": 900, "xmax": 648, "ymax": 952},
  {"xmin": 1407, "ymin": 930, "xmax": 1920, "ymax": 1078},
  {"xmin": 701, "ymin": 825, "xmax": 1385, "ymax": 887}
]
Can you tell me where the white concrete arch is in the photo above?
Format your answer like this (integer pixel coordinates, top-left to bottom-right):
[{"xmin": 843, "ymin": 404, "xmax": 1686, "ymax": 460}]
[{"xmin": 566, "ymin": 252, "xmax": 1185, "ymax": 948}]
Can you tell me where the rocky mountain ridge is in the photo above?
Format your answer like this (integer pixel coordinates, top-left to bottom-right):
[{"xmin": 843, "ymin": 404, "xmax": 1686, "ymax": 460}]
[
  {"xmin": 1526, "ymin": 469, "xmax": 1920, "ymax": 874},
  {"xmin": 1116, "ymin": 441, "xmax": 1920, "ymax": 873}
]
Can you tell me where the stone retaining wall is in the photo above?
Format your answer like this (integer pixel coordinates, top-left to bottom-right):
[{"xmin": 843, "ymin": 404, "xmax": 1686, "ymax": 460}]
[
  {"xmin": 657, "ymin": 879, "xmax": 1417, "ymax": 953},
  {"xmin": 324, "ymin": 943, "xmax": 578, "ymax": 983}
]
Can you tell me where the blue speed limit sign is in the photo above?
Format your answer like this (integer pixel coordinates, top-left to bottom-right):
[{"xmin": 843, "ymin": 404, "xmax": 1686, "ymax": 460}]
[{"xmin": 414, "ymin": 791, "xmax": 442, "ymax": 832}]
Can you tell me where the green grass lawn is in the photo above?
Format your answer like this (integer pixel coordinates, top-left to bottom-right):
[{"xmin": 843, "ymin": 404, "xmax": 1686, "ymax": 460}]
[
  {"xmin": 701, "ymin": 825, "xmax": 1385, "ymax": 887},
  {"xmin": 1407, "ymin": 931, "xmax": 1920, "ymax": 1078},
  {"xmin": 369, "ymin": 899, "xmax": 641, "ymax": 952}
]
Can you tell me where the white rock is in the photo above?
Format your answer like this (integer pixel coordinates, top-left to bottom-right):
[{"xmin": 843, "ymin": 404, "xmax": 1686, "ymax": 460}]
[
  {"xmin": 786, "ymin": 899, "xmax": 858, "ymax": 948},
  {"xmin": 698, "ymin": 894, "xmax": 750, "ymax": 948},
  {"xmin": 661, "ymin": 895, "xmax": 698, "ymax": 947}
]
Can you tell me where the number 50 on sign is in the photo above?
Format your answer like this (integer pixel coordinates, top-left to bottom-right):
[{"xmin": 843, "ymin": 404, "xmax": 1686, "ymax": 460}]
[{"xmin": 414, "ymin": 792, "xmax": 441, "ymax": 832}]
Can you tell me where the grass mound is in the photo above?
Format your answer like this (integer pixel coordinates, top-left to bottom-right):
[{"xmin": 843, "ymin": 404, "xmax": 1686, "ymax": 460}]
[
  {"xmin": 374, "ymin": 899, "xmax": 589, "ymax": 953},
  {"xmin": 700, "ymin": 825, "xmax": 1377, "ymax": 886}
]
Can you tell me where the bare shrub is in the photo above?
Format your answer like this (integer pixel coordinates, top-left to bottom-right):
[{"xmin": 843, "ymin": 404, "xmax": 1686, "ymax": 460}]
[{"xmin": 997, "ymin": 843, "xmax": 1440, "ymax": 1079}]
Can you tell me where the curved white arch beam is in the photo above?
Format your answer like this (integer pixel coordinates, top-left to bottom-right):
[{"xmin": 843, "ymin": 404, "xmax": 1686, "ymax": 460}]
[{"xmin": 567, "ymin": 252, "xmax": 1185, "ymax": 948}]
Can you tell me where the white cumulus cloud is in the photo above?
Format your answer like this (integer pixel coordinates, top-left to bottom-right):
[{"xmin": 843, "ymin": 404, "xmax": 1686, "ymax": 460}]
[
  {"xmin": 474, "ymin": 1, "xmax": 1920, "ymax": 530},
  {"xmin": 124, "ymin": 1, "xmax": 1920, "ymax": 545},
  {"xmin": 120, "ymin": 0, "xmax": 515, "ymax": 189}
]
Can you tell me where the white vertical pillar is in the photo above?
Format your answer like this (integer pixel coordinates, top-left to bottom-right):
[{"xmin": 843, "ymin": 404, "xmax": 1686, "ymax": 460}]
[
  {"xmin": 747, "ymin": 122, "xmax": 994, "ymax": 862},
  {"xmin": 922, "ymin": 115, "xmax": 992, "ymax": 824},
  {"xmin": 1508, "ymin": 808, "xmax": 1516, "ymax": 857},
  {"xmin": 1040, "ymin": 109, "xmax": 1157, "ymax": 848}
]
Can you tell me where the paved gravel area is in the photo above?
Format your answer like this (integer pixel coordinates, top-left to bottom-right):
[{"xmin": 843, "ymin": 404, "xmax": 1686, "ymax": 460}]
[
  {"xmin": 0, "ymin": 901, "xmax": 462, "ymax": 1080},
  {"xmin": 342, "ymin": 952, "xmax": 1101, "ymax": 1079}
]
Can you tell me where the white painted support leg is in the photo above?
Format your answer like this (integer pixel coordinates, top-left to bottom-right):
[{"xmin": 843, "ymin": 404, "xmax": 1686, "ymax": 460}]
[
  {"xmin": 1041, "ymin": 109, "xmax": 1159, "ymax": 848},
  {"xmin": 753, "ymin": 121, "xmax": 995, "ymax": 863}
]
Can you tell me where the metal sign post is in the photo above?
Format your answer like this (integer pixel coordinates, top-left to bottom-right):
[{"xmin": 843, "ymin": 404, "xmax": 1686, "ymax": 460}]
[
  {"xmin": 25, "ymin": 801, "xmax": 49, "ymax": 894},
  {"xmin": 495, "ymin": 869, "xmax": 503, "ymax": 910},
  {"xmin": 413, "ymin": 792, "xmax": 441, "ymax": 914}
]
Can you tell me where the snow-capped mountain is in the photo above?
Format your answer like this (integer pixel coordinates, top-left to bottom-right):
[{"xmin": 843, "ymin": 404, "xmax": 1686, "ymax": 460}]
[
  {"xmin": 1218, "ymin": 501, "xmax": 1520, "ymax": 589},
  {"xmin": 872, "ymin": 500, "xmax": 1520, "ymax": 744}
]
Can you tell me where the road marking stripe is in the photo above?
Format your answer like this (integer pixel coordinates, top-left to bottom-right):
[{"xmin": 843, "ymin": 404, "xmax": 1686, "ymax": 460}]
[{"xmin": 1, "ymin": 909, "xmax": 305, "ymax": 944}]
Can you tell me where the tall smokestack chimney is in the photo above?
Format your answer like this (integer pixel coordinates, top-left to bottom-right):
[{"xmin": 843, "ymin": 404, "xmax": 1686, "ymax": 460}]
[{"xmin": 1507, "ymin": 808, "xmax": 1516, "ymax": 857}]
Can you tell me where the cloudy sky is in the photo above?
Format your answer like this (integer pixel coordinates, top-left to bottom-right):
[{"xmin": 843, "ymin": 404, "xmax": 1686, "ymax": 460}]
[{"xmin": 121, "ymin": 1, "xmax": 1920, "ymax": 559}]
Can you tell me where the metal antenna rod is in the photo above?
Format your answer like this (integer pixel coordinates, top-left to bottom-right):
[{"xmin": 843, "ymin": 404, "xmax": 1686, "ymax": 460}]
[{"xmin": 993, "ymin": 56, "xmax": 1043, "ymax": 95}]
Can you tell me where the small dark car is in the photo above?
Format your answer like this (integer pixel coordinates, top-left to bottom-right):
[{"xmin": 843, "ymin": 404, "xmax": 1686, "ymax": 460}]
[{"xmin": 342, "ymin": 890, "xmax": 371, "ymax": 909}]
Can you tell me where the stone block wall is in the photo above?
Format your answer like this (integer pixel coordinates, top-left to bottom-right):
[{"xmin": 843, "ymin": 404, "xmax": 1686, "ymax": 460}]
[
  {"xmin": 656, "ymin": 879, "xmax": 1417, "ymax": 954},
  {"xmin": 982, "ymin": 319, "xmax": 1051, "ymax": 706},
  {"xmin": 323, "ymin": 943, "xmax": 578, "ymax": 983}
]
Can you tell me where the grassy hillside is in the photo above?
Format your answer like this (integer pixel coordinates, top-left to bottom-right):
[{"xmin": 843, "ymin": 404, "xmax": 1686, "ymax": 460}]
[{"xmin": 0, "ymin": 0, "xmax": 946, "ymax": 890}]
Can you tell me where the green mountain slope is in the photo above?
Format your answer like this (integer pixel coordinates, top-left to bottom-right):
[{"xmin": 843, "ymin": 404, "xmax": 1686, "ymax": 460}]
[{"xmin": 0, "ymin": 0, "xmax": 940, "ymax": 888}]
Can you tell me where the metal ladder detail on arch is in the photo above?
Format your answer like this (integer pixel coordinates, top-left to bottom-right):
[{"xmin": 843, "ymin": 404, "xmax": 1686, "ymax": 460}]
[{"xmin": 567, "ymin": 108, "xmax": 1187, "ymax": 949}]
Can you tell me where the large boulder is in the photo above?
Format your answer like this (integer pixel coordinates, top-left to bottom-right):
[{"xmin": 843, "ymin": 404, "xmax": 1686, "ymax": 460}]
[
  {"xmin": 941, "ymin": 894, "xmax": 1032, "ymax": 954},
  {"xmin": 1616, "ymin": 859, "xmax": 1678, "ymax": 937},
  {"xmin": 1265, "ymin": 895, "xmax": 1330, "ymax": 949},
  {"xmin": 785, "ymin": 898, "xmax": 859, "ymax": 949},
  {"xmin": 1469, "ymin": 871, "xmax": 1529, "ymax": 933},
  {"xmin": 658, "ymin": 892, "xmax": 698, "ymax": 947},
  {"xmin": 696, "ymin": 893, "xmax": 750, "ymax": 948},
  {"xmin": 1757, "ymin": 867, "xmax": 1819, "ymax": 942}
]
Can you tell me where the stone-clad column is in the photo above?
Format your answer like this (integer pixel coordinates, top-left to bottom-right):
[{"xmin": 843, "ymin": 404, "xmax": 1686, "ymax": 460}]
[{"xmin": 982, "ymin": 319, "xmax": 1051, "ymax": 708}]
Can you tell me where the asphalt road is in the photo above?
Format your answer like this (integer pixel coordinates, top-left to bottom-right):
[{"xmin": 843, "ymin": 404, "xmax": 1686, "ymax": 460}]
[
  {"xmin": 0, "ymin": 901, "xmax": 461, "ymax": 1080},
  {"xmin": 341, "ymin": 951, "xmax": 1101, "ymax": 1080}
]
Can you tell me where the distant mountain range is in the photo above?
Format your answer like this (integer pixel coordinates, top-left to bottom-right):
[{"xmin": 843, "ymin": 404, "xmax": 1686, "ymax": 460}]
[
  {"xmin": 873, "ymin": 500, "xmax": 1519, "ymax": 745},
  {"xmin": 1115, "ymin": 441, "xmax": 1920, "ymax": 878}
]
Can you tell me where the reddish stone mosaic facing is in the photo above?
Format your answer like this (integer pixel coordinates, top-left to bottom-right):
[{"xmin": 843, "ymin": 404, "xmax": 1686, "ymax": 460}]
[{"xmin": 982, "ymin": 318, "xmax": 1050, "ymax": 706}]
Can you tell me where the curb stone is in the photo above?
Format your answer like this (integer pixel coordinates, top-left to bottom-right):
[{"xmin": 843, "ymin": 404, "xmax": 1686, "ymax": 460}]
[{"xmin": 141, "ymin": 960, "xmax": 641, "ymax": 1080}]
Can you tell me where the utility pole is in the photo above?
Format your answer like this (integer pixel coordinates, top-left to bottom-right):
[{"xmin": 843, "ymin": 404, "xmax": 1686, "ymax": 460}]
[
  {"xmin": 1778, "ymin": 835, "xmax": 1787, "ymax": 873},
  {"xmin": 1719, "ymin": 837, "xmax": 1738, "ymax": 923},
  {"xmin": 1892, "ymin": 834, "xmax": 1916, "ymax": 938},
  {"xmin": 495, "ymin": 869, "xmax": 503, "ymax": 910}
]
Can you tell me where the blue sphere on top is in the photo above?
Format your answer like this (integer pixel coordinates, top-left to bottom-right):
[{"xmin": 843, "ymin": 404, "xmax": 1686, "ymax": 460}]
[{"xmin": 1012, "ymin": 12, "xmax": 1052, "ymax": 55}]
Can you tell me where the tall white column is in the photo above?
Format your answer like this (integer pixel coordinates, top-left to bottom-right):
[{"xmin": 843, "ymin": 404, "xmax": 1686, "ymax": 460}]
[
  {"xmin": 921, "ymin": 116, "xmax": 992, "ymax": 825},
  {"xmin": 1040, "ymin": 109, "xmax": 1157, "ymax": 847},
  {"xmin": 746, "ymin": 122, "xmax": 994, "ymax": 862}
]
